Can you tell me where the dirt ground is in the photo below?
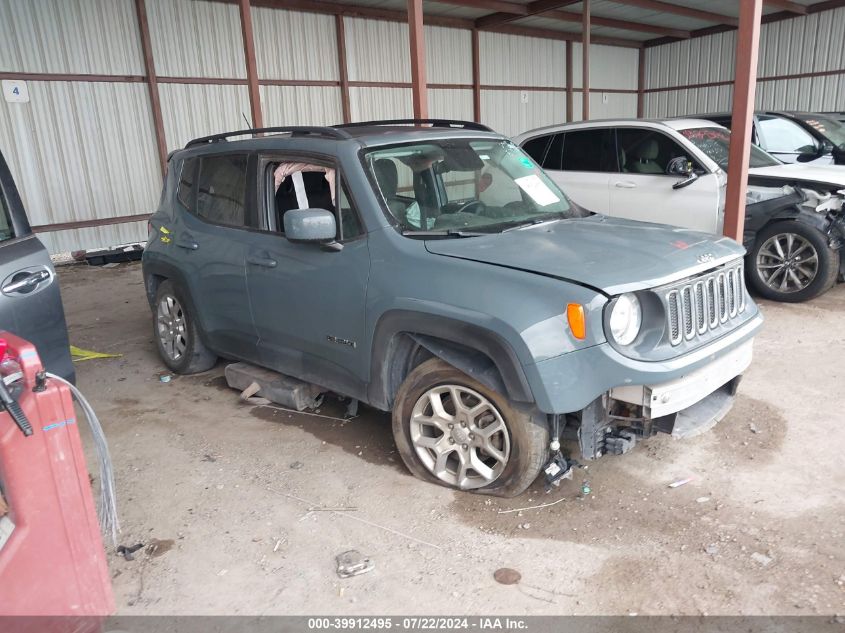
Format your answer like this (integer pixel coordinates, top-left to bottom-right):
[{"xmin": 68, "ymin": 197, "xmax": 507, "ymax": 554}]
[{"xmin": 58, "ymin": 262, "xmax": 844, "ymax": 616}]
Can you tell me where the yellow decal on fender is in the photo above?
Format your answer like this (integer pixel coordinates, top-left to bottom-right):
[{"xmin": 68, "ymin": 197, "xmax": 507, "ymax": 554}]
[
  {"xmin": 160, "ymin": 235, "xmax": 171, "ymax": 244},
  {"xmin": 159, "ymin": 225, "xmax": 171, "ymax": 235}
]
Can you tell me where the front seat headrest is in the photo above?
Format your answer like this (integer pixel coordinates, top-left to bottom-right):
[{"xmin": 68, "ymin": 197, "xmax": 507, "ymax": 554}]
[{"xmin": 374, "ymin": 159, "xmax": 399, "ymax": 198}]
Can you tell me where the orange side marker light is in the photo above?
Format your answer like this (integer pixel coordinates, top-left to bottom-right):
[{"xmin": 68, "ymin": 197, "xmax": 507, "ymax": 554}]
[{"xmin": 567, "ymin": 303, "xmax": 586, "ymax": 340}]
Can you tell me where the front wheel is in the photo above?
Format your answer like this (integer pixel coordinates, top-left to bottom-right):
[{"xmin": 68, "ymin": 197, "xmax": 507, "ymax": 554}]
[
  {"xmin": 747, "ymin": 221, "xmax": 839, "ymax": 303},
  {"xmin": 392, "ymin": 358, "xmax": 548, "ymax": 497}
]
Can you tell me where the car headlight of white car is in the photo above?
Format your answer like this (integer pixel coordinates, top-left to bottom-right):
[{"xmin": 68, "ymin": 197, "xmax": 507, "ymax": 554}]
[{"xmin": 608, "ymin": 293, "xmax": 642, "ymax": 346}]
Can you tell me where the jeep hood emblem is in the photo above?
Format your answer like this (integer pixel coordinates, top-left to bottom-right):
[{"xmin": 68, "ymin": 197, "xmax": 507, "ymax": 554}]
[{"xmin": 697, "ymin": 253, "xmax": 715, "ymax": 264}]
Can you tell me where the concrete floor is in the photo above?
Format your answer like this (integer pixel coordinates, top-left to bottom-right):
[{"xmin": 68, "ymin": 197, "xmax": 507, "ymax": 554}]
[{"xmin": 60, "ymin": 262, "xmax": 844, "ymax": 615}]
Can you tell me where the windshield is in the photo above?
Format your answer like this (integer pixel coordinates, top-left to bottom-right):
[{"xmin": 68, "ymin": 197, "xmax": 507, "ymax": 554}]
[
  {"xmin": 365, "ymin": 139, "xmax": 582, "ymax": 234},
  {"xmin": 793, "ymin": 114, "xmax": 845, "ymax": 148},
  {"xmin": 679, "ymin": 127, "xmax": 781, "ymax": 169}
]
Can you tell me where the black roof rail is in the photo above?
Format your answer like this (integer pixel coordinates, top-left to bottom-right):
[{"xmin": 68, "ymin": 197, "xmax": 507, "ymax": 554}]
[
  {"xmin": 185, "ymin": 125, "xmax": 352, "ymax": 148},
  {"xmin": 336, "ymin": 119, "xmax": 495, "ymax": 133}
]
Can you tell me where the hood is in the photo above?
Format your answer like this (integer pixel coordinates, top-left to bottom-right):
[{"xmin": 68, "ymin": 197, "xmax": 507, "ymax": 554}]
[
  {"xmin": 749, "ymin": 163, "xmax": 845, "ymax": 189},
  {"xmin": 424, "ymin": 216, "xmax": 745, "ymax": 296}
]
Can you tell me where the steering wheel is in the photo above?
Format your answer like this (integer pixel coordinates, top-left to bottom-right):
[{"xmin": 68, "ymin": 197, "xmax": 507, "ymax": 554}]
[{"xmin": 454, "ymin": 200, "xmax": 486, "ymax": 215}]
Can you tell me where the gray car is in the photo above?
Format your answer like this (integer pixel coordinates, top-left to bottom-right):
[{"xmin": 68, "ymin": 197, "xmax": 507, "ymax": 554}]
[
  {"xmin": 142, "ymin": 120, "xmax": 762, "ymax": 497},
  {"xmin": 0, "ymin": 149, "xmax": 74, "ymax": 382}
]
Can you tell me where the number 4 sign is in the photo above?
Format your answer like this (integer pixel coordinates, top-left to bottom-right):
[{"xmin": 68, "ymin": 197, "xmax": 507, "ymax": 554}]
[{"xmin": 2, "ymin": 80, "xmax": 30, "ymax": 103}]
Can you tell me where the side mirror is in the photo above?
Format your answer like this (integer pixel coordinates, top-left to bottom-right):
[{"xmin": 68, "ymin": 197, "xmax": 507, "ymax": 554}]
[
  {"xmin": 666, "ymin": 156, "xmax": 693, "ymax": 177},
  {"xmin": 283, "ymin": 208, "xmax": 338, "ymax": 245},
  {"xmin": 667, "ymin": 156, "xmax": 699, "ymax": 190}
]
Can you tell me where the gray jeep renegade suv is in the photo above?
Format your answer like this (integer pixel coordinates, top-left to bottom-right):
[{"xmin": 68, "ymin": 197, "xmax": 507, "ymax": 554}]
[{"xmin": 142, "ymin": 119, "xmax": 763, "ymax": 497}]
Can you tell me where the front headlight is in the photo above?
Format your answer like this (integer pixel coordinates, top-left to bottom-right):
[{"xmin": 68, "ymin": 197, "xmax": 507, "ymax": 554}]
[{"xmin": 609, "ymin": 293, "xmax": 642, "ymax": 345}]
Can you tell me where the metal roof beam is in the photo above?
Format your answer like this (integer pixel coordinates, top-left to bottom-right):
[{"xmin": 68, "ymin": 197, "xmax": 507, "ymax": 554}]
[
  {"xmin": 764, "ymin": 0, "xmax": 808, "ymax": 13},
  {"xmin": 541, "ymin": 9, "xmax": 692, "ymax": 37},
  {"xmin": 476, "ymin": 0, "xmax": 580, "ymax": 29},
  {"xmin": 608, "ymin": 0, "xmax": 739, "ymax": 28},
  {"xmin": 430, "ymin": 0, "xmax": 530, "ymax": 15}
]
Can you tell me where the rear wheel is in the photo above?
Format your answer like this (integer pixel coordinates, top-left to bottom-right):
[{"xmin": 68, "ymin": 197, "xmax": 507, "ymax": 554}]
[
  {"xmin": 392, "ymin": 358, "xmax": 547, "ymax": 497},
  {"xmin": 153, "ymin": 280, "xmax": 217, "ymax": 374},
  {"xmin": 747, "ymin": 221, "xmax": 839, "ymax": 303}
]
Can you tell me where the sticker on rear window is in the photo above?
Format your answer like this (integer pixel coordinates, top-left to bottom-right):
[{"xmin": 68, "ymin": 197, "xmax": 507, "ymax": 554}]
[{"xmin": 515, "ymin": 175, "xmax": 560, "ymax": 207}]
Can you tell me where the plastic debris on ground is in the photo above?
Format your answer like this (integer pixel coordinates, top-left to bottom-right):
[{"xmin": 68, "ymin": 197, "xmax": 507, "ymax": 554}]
[
  {"xmin": 70, "ymin": 345, "xmax": 122, "ymax": 362},
  {"xmin": 668, "ymin": 477, "xmax": 694, "ymax": 488},
  {"xmin": 336, "ymin": 550, "xmax": 374, "ymax": 578},
  {"xmin": 117, "ymin": 543, "xmax": 144, "ymax": 561}
]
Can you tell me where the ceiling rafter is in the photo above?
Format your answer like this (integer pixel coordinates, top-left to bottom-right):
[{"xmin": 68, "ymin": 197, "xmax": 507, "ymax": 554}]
[
  {"xmin": 208, "ymin": 0, "xmax": 643, "ymax": 47},
  {"xmin": 539, "ymin": 10, "xmax": 691, "ymax": 38},
  {"xmin": 475, "ymin": 0, "xmax": 581, "ymax": 29},
  {"xmin": 608, "ymin": 0, "xmax": 739, "ymax": 27},
  {"xmin": 645, "ymin": 0, "xmax": 838, "ymax": 47},
  {"xmin": 764, "ymin": 0, "xmax": 809, "ymax": 13},
  {"xmin": 430, "ymin": 0, "xmax": 529, "ymax": 15}
]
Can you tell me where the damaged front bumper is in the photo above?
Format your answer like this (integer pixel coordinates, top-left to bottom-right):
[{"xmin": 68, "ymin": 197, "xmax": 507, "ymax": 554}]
[{"xmin": 576, "ymin": 339, "xmax": 753, "ymax": 460}]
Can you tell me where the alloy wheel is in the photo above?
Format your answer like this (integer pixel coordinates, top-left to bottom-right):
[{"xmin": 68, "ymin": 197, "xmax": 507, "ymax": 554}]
[
  {"xmin": 756, "ymin": 232, "xmax": 819, "ymax": 294},
  {"xmin": 409, "ymin": 384, "xmax": 510, "ymax": 490},
  {"xmin": 157, "ymin": 294, "xmax": 188, "ymax": 361}
]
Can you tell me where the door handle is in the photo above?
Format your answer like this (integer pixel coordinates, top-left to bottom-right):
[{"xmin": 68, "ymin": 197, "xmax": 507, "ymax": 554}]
[
  {"xmin": 614, "ymin": 181, "xmax": 637, "ymax": 189},
  {"xmin": 247, "ymin": 254, "xmax": 277, "ymax": 268},
  {"xmin": 2, "ymin": 269, "xmax": 51, "ymax": 295},
  {"xmin": 175, "ymin": 234, "xmax": 199, "ymax": 250}
]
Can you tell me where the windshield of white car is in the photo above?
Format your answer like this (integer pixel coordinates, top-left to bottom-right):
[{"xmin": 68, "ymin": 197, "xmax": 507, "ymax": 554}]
[
  {"xmin": 679, "ymin": 127, "xmax": 781, "ymax": 169},
  {"xmin": 792, "ymin": 114, "xmax": 845, "ymax": 149},
  {"xmin": 365, "ymin": 139, "xmax": 583, "ymax": 235}
]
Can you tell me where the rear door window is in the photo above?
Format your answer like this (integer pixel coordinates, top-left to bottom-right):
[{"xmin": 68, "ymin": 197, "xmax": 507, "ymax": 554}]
[
  {"xmin": 560, "ymin": 129, "xmax": 616, "ymax": 172},
  {"xmin": 195, "ymin": 155, "xmax": 248, "ymax": 227},
  {"xmin": 177, "ymin": 158, "xmax": 197, "ymax": 210},
  {"xmin": 521, "ymin": 135, "xmax": 552, "ymax": 164},
  {"xmin": 541, "ymin": 133, "xmax": 565, "ymax": 170}
]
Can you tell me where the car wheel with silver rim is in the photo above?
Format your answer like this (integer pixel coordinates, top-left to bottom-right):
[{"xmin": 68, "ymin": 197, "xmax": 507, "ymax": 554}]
[
  {"xmin": 153, "ymin": 280, "xmax": 217, "ymax": 374},
  {"xmin": 747, "ymin": 221, "xmax": 839, "ymax": 303},
  {"xmin": 393, "ymin": 357, "xmax": 548, "ymax": 497}
]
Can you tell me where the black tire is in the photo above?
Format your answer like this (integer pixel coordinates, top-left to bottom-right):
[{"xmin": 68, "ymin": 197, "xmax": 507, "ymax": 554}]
[
  {"xmin": 392, "ymin": 358, "xmax": 548, "ymax": 498},
  {"xmin": 153, "ymin": 280, "xmax": 217, "ymax": 374},
  {"xmin": 746, "ymin": 221, "xmax": 839, "ymax": 303}
]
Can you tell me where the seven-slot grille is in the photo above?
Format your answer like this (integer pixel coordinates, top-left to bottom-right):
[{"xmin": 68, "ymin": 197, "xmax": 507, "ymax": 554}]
[{"xmin": 666, "ymin": 264, "xmax": 746, "ymax": 345}]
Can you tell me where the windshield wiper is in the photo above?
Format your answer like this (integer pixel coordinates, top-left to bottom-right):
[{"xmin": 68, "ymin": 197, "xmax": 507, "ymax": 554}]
[
  {"xmin": 501, "ymin": 216, "xmax": 564, "ymax": 232},
  {"xmin": 402, "ymin": 229, "xmax": 488, "ymax": 238}
]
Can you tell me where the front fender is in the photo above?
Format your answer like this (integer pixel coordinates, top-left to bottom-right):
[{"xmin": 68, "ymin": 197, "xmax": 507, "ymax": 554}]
[{"xmin": 367, "ymin": 309, "xmax": 534, "ymax": 409}]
